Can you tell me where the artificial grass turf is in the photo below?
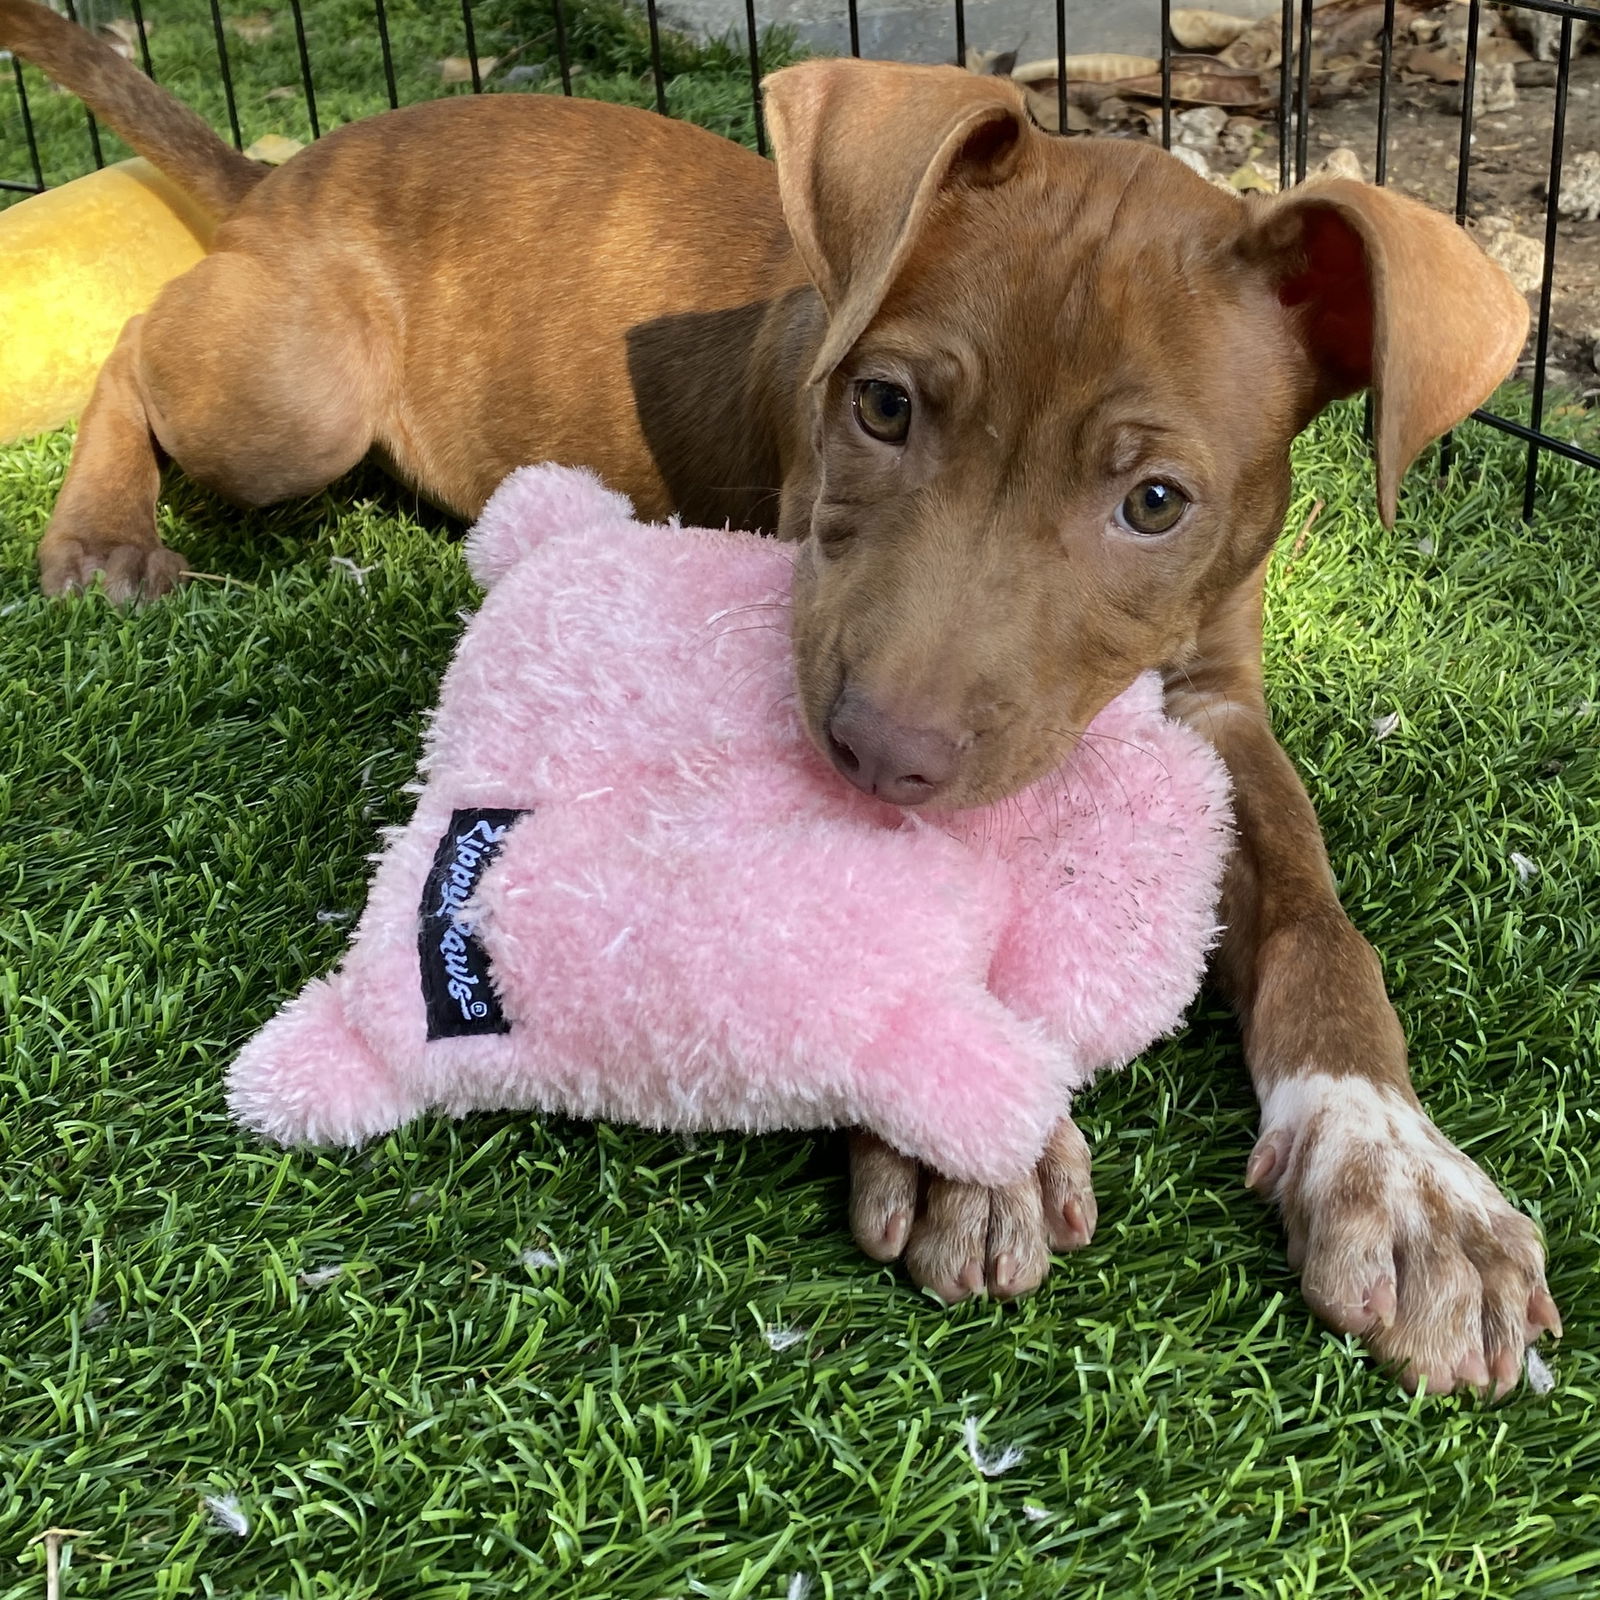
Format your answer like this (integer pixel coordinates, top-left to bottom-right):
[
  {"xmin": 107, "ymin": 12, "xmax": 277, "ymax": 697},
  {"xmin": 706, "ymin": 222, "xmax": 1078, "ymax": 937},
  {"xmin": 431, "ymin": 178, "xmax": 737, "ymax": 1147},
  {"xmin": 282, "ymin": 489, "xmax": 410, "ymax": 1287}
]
[
  {"xmin": 2, "ymin": 399, "xmax": 1598, "ymax": 1599},
  {"xmin": 3, "ymin": 6, "xmax": 1600, "ymax": 1594}
]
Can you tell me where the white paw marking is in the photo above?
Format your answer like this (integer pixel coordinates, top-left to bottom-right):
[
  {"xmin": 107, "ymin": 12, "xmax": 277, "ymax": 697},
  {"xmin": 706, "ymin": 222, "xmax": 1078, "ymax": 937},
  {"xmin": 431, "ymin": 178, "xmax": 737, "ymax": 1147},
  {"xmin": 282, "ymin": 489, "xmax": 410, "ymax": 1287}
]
[{"xmin": 1258, "ymin": 1072, "xmax": 1501, "ymax": 1225}]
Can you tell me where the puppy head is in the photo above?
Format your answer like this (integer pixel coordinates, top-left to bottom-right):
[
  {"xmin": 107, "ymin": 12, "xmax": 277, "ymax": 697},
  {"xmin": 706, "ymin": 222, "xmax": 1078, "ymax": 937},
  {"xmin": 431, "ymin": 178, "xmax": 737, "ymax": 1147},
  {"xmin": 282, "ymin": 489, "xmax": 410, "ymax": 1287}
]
[{"xmin": 761, "ymin": 60, "xmax": 1527, "ymax": 809}]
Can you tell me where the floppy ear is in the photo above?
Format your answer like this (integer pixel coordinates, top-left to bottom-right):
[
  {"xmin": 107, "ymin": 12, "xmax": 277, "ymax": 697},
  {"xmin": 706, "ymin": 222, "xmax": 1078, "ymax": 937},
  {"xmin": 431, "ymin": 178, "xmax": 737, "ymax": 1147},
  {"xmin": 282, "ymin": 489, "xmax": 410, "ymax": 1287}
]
[
  {"xmin": 760, "ymin": 59, "xmax": 1029, "ymax": 383},
  {"xmin": 1254, "ymin": 178, "xmax": 1528, "ymax": 526}
]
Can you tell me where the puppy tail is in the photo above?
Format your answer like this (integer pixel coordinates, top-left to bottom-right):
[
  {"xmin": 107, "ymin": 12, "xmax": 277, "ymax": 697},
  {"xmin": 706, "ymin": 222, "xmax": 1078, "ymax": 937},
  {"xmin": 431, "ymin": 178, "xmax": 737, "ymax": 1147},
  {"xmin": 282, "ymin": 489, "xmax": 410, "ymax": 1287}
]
[{"xmin": 0, "ymin": 0, "xmax": 264, "ymax": 217}]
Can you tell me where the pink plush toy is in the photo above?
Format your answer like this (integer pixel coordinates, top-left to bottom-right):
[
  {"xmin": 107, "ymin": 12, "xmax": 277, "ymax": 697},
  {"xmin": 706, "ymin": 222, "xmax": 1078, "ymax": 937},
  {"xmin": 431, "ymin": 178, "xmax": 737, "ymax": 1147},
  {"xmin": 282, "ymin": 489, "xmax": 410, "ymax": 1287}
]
[{"xmin": 228, "ymin": 465, "xmax": 1233, "ymax": 1187}]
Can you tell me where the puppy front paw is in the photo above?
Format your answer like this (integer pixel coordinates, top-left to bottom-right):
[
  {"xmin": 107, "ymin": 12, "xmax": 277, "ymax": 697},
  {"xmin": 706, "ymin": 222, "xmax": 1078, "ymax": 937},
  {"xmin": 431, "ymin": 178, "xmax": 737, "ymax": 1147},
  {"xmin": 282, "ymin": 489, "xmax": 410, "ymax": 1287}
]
[
  {"xmin": 849, "ymin": 1116, "xmax": 1095, "ymax": 1303},
  {"xmin": 1249, "ymin": 1073, "xmax": 1560, "ymax": 1397},
  {"xmin": 39, "ymin": 533, "xmax": 189, "ymax": 604}
]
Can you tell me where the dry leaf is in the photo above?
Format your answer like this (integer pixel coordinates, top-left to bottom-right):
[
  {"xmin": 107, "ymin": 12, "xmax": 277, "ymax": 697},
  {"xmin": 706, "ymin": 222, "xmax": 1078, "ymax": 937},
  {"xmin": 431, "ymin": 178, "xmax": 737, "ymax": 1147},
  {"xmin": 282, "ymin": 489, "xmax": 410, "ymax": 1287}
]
[
  {"xmin": 438, "ymin": 55, "xmax": 498, "ymax": 84},
  {"xmin": 230, "ymin": 12, "xmax": 275, "ymax": 44},
  {"xmin": 96, "ymin": 18, "xmax": 148, "ymax": 59},
  {"xmin": 1313, "ymin": 0, "xmax": 1404, "ymax": 58},
  {"xmin": 1404, "ymin": 43, "xmax": 1465, "ymax": 82},
  {"xmin": 244, "ymin": 132, "xmax": 302, "ymax": 164},
  {"xmin": 1219, "ymin": 18, "xmax": 1283, "ymax": 71},
  {"xmin": 1226, "ymin": 160, "xmax": 1279, "ymax": 192},
  {"xmin": 1017, "ymin": 86, "xmax": 1094, "ymax": 134},
  {"xmin": 1095, "ymin": 95, "xmax": 1161, "ymax": 135},
  {"xmin": 1112, "ymin": 65, "xmax": 1270, "ymax": 108},
  {"xmin": 264, "ymin": 85, "xmax": 298, "ymax": 100},
  {"xmin": 1015, "ymin": 51, "xmax": 1268, "ymax": 109},
  {"xmin": 1013, "ymin": 53, "xmax": 1160, "ymax": 85},
  {"xmin": 965, "ymin": 46, "xmax": 1018, "ymax": 77},
  {"xmin": 1479, "ymin": 34, "xmax": 1532, "ymax": 65},
  {"xmin": 1169, "ymin": 9, "xmax": 1255, "ymax": 51}
]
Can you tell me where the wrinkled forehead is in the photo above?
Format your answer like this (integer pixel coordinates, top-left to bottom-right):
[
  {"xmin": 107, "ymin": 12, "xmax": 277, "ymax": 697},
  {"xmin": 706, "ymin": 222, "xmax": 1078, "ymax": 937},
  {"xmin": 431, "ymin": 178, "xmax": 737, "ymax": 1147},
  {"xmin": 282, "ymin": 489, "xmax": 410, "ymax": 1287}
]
[{"xmin": 866, "ymin": 140, "xmax": 1300, "ymax": 443}]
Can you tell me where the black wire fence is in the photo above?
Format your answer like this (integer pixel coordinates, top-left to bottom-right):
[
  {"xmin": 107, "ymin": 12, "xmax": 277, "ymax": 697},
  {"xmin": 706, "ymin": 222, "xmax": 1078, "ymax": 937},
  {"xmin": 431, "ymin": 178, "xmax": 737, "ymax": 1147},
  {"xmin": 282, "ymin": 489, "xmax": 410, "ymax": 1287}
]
[{"xmin": 5, "ymin": 0, "xmax": 1600, "ymax": 516}]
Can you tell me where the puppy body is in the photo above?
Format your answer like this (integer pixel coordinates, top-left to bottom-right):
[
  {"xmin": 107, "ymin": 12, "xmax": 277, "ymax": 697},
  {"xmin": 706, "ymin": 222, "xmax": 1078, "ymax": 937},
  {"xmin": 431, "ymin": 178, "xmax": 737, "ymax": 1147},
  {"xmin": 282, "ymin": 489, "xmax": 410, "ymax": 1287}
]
[
  {"xmin": 1, "ymin": 0, "xmax": 1559, "ymax": 1394},
  {"xmin": 101, "ymin": 95, "xmax": 812, "ymax": 532}
]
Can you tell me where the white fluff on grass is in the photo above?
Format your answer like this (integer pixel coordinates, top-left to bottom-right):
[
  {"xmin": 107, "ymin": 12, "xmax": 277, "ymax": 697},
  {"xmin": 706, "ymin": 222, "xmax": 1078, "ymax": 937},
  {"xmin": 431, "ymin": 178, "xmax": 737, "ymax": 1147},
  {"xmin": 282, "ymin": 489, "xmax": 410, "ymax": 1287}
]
[
  {"xmin": 1527, "ymin": 1346, "xmax": 1556, "ymax": 1395},
  {"xmin": 963, "ymin": 1417, "xmax": 1024, "ymax": 1477},
  {"xmin": 204, "ymin": 1495, "xmax": 250, "ymax": 1537},
  {"xmin": 329, "ymin": 555, "xmax": 375, "ymax": 585}
]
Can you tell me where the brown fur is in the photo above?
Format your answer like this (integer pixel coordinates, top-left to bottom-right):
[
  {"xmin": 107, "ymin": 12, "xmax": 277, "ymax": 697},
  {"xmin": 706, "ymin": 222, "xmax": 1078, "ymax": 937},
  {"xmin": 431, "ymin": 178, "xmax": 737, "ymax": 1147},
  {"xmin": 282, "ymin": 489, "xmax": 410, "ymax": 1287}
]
[{"xmin": 1, "ymin": 0, "xmax": 1556, "ymax": 1393}]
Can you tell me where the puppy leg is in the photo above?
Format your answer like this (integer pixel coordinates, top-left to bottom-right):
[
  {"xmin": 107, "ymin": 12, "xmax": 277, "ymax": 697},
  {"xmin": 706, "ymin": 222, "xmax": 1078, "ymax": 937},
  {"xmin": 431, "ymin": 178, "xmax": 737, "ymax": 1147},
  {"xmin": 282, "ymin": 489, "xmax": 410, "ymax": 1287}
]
[
  {"xmin": 38, "ymin": 316, "xmax": 183, "ymax": 603},
  {"xmin": 1170, "ymin": 583, "xmax": 1560, "ymax": 1397},
  {"xmin": 136, "ymin": 249, "xmax": 382, "ymax": 509},
  {"xmin": 852, "ymin": 1117, "xmax": 1095, "ymax": 1301},
  {"xmin": 39, "ymin": 250, "xmax": 383, "ymax": 600}
]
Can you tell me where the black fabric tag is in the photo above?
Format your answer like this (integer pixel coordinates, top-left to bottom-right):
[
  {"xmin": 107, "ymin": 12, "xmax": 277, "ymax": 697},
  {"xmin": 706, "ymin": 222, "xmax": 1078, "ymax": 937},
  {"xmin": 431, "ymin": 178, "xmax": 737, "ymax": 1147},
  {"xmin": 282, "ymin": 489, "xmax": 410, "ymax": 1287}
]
[{"xmin": 418, "ymin": 807, "xmax": 527, "ymax": 1040}]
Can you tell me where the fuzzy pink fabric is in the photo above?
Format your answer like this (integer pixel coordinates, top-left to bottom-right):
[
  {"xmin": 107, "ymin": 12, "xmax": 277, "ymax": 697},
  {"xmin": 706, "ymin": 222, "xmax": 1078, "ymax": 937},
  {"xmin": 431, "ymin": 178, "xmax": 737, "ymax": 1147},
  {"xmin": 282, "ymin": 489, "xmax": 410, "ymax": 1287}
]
[{"xmin": 228, "ymin": 465, "xmax": 1234, "ymax": 1187}]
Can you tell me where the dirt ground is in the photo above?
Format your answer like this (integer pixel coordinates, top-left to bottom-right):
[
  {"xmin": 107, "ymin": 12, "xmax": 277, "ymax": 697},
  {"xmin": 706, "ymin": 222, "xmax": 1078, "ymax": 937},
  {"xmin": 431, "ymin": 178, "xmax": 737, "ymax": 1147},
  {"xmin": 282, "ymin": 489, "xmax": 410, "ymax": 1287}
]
[
  {"xmin": 1272, "ymin": 67, "xmax": 1600, "ymax": 401},
  {"xmin": 981, "ymin": 10, "xmax": 1600, "ymax": 409}
]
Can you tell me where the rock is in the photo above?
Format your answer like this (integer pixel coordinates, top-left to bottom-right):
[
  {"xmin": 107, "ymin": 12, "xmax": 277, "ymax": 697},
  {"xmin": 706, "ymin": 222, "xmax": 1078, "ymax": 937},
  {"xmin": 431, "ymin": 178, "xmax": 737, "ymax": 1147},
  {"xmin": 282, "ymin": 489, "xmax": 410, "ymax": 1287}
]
[
  {"xmin": 1586, "ymin": 327, "xmax": 1600, "ymax": 376},
  {"xmin": 1475, "ymin": 219, "xmax": 1545, "ymax": 293},
  {"xmin": 1175, "ymin": 104, "xmax": 1229, "ymax": 140},
  {"xmin": 1555, "ymin": 150, "xmax": 1600, "ymax": 222},
  {"xmin": 1504, "ymin": 9, "xmax": 1588, "ymax": 62},
  {"xmin": 1172, "ymin": 103, "xmax": 1229, "ymax": 163},
  {"xmin": 1170, "ymin": 143, "xmax": 1212, "ymax": 180},
  {"xmin": 1475, "ymin": 60, "xmax": 1517, "ymax": 115},
  {"xmin": 1435, "ymin": 3, "xmax": 1496, "ymax": 54},
  {"xmin": 1218, "ymin": 115, "xmax": 1260, "ymax": 168},
  {"xmin": 1312, "ymin": 146, "xmax": 1365, "ymax": 183}
]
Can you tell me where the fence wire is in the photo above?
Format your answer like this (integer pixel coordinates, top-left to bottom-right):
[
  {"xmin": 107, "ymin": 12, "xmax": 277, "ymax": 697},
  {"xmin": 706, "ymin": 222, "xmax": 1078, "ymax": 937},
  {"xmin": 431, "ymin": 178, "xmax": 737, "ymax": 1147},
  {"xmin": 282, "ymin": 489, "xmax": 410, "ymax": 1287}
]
[{"xmin": 5, "ymin": 0, "xmax": 1599, "ymax": 513}]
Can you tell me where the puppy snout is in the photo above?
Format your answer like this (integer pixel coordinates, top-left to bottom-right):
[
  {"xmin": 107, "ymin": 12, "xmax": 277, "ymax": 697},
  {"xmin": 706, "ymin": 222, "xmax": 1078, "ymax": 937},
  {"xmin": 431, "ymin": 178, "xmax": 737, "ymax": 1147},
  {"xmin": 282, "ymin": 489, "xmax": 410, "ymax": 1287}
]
[{"xmin": 825, "ymin": 688, "xmax": 965, "ymax": 806}]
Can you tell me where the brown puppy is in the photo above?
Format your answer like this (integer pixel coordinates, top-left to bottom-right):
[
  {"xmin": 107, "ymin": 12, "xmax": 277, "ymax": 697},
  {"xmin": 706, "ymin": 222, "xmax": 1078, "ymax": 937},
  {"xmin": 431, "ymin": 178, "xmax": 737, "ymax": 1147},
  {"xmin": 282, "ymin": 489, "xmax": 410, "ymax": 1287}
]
[{"xmin": 3, "ymin": 0, "xmax": 1559, "ymax": 1394}]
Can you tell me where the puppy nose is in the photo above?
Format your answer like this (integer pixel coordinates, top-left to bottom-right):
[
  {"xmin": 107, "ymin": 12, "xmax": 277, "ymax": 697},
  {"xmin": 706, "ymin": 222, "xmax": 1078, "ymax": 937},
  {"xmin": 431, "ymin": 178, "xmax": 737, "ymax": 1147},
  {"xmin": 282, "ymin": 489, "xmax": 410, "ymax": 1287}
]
[{"xmin": 825, "ymin": 689, "xmax": 963, "ymax": 806}]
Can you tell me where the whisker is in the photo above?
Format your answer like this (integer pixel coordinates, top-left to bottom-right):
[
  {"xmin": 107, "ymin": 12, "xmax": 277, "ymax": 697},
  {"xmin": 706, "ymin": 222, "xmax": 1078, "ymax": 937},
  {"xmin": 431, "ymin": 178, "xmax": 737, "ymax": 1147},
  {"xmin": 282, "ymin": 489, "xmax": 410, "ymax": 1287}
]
[
  {"xmin": 713, "ymin": 657, "xmax": 791, "ymax": 712},
  {"xmin": 1034, "ymin": 726, "xmax": 1134, "ymax": 826},
  {"xmin": 1168, "ymin": 663, "xmax": 1230, "ymax": 750},
  {"xmin": 707, "ymin": 598, "xmax": 793, "ymax": 623}
]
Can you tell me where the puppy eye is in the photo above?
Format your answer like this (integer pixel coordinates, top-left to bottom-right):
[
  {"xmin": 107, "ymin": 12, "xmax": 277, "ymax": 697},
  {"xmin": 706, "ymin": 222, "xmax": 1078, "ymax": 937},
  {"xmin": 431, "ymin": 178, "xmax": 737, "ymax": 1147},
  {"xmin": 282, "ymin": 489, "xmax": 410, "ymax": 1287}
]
[
  {"xmin": 1116, "ymin": 479, "xmax": 1188, "ymax": 536},
  {"xmin": 853, "ymin": 380, "xmax": 912, "ymax": 444}
]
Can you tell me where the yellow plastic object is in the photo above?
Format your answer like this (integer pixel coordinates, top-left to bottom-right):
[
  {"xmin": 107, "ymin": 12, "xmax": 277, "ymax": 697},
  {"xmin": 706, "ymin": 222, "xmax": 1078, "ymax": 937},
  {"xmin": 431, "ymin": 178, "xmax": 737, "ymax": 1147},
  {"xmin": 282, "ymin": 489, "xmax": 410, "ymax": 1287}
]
[{"xmin": 0, "ymin": 157, "xmax": 216, "ymax": 444}]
